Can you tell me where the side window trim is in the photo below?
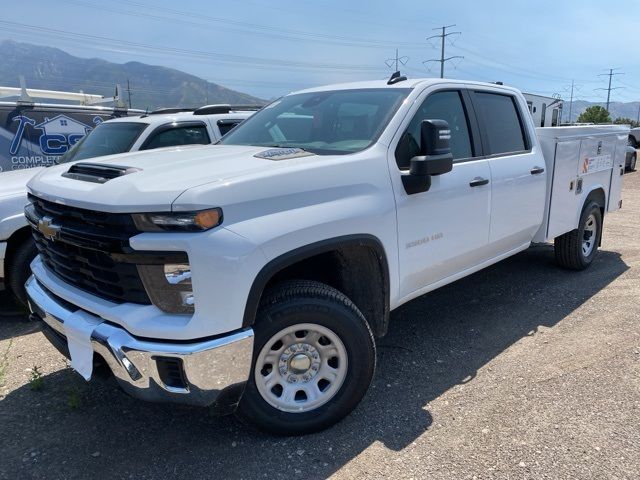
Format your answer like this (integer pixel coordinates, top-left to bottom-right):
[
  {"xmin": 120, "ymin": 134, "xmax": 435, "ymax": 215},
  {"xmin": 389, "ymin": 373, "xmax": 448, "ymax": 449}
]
[
  {"xmin": 394, "ymin": 88, "xmax": 481, "ymax": 169},
  {"xmin": 139, "ymin": 121, "xmax": 210, "ymax": 150},
  {"xmin": 460, "ymin": 89, "xmax": 485, "ymax": 160},
  {"xmin": 467, "ymin": 90, "xmax": 532, "ymax": 158}
]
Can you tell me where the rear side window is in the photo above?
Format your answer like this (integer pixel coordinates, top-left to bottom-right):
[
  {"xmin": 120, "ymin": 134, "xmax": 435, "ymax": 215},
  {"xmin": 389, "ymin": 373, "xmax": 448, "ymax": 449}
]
[
  {"xmin": 474, "ymin": 92, "xmax": 527, "ymax": 155},
  {"xmin": 142, "ymin": 125, "xmax": 210, "ymax": 150}
]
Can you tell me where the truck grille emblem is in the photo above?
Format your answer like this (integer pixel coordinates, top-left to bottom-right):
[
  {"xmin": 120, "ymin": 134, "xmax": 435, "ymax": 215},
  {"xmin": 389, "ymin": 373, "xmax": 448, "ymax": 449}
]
[{"xmin": 38, "ymin": 216, "xmax": 61, "ymax": 241}]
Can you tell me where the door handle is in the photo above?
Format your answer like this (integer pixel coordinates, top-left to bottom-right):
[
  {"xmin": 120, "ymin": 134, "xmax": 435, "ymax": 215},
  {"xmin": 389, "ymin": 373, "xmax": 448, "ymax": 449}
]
[
  {"xmin": 469, "ymin": 177, "xmax": 489, "ymax": 187},
  {"xmin": 530, "ymin": 166, "xmax": 545, "ymax": 175}
]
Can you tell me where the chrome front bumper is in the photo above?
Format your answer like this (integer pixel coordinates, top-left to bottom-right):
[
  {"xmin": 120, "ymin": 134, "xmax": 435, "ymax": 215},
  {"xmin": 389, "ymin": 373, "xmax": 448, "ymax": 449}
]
[{"xmin": 26, "ymin": 276, "xmax": 254, "ymax": 408}]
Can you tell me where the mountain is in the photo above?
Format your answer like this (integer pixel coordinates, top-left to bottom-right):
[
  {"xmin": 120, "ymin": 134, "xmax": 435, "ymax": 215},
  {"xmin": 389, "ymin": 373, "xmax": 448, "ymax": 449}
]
[
  {"xmin": 564, "ymin": 100, "xmax": 640, "ymax": 123},
  {"xmin": 0, "ymin": 40, "xmax": 264, "ymax": 110}
]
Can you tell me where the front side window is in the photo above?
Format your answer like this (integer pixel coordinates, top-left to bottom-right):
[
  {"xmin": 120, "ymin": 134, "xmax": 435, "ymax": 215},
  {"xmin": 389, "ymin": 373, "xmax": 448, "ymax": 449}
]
[
  {"xmin": 219, "ymin": 88, "xmax": 410, "ymax": 155},
  {"xmin": 58, "ymin": 122, "xmax": 147, "ymax": 163},
  {"xmin": 395, "ymin": 90, "xmax": 473, "ymax": 169},
  {"xmin": 142, "ymin": 125, "xmax": 210, "ymax": 150},
  {"xmin": 474, "ymin": 92, "xmax": 527, "ymax": 155}
]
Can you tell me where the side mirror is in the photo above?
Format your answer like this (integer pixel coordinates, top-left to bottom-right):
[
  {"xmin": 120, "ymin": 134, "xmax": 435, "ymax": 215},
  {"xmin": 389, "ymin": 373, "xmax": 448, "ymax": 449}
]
[{"xmin": 402, "ymin": 119, "xmax": 454, "ymax": 194}]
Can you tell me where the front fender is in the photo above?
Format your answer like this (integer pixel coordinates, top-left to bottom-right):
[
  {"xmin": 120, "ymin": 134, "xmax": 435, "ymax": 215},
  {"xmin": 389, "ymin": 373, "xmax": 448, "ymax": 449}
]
[{"xmin": 0, "ymin": 194, "xmax": 30, "ymax": 241}]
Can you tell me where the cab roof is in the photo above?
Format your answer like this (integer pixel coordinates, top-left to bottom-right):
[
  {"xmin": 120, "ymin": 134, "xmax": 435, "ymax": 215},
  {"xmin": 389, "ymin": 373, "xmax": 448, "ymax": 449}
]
[{"xmin": 291, "ymin": 77, "xmax": 522, "ymax": 96}]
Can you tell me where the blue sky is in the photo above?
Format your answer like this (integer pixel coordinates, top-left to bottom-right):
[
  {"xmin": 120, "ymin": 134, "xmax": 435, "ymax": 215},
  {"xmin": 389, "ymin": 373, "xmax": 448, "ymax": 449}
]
[{"xmin": 3, "ymin": 0, "xmax": 639, "ymax": 102}]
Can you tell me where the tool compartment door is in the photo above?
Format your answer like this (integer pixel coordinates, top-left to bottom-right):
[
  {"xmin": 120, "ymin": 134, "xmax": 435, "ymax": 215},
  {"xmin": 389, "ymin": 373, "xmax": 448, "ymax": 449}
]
[
  {"xmin": 577, "ymin": 136, "xmax": 617, "ymax": 217},
  {"xmin": 606, "ymin": 133, "xmax": 626, "ymax": 213},
  {"xmin": 546, "ymin": 139, "xmax": 581, "ymax": 239}
]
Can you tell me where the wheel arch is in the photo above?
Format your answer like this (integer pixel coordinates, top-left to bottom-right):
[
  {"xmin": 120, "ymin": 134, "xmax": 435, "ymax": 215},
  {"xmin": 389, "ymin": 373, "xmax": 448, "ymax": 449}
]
[
  {"xmin": 583, "ymin": 187, "xmax": 606, "ymax": 246},
  {"xmin": 242, "ymin": 234, "xmax": 391, "ymax": 337},
  {"xmin": 4, "ymin": 225, "xmax": 34, "ymax": 277}
]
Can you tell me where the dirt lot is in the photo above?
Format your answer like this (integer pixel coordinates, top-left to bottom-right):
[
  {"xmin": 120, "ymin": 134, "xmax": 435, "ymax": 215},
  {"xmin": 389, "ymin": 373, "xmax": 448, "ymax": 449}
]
[{"xmin": 1, "ymin": 171, "xmax": 639, "ymax": 480}]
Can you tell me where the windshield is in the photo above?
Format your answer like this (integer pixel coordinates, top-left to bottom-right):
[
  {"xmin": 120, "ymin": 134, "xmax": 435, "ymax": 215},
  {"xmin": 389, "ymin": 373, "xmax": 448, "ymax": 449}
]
[
  {"xmin": 219, "ymin": 88, "xmax": 411, "ymax": 155},
  {"xmin": 58, "ymin": 121, "xmax": 148, "ymax": 163}
]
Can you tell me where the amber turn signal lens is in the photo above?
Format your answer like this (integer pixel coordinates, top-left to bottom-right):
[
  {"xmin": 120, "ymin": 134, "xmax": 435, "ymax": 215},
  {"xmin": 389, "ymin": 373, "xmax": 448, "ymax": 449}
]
[{"xmin": 194, "ymin": 209, "xmax": 221, "ymax": 230}]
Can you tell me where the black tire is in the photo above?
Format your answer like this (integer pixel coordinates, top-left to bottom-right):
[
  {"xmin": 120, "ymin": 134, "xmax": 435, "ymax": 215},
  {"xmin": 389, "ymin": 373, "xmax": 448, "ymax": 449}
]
[
  {"xmin": 628, "ymin": 136, "xmax": 636, "ymax": 148},
  {"xmin": 237, "ymin": 280, "xmax": 376, "ymax": 435},
  {"xmin": 629, "ymin": 154, "xmax": 637, "ymax": 172},
  {"xmin": 554, "ymin": 201, "xmax": 602, "ymax": 270},
  {"xmin": 6, "ymin": 238, "xmax": 38, "ymax": 306}
]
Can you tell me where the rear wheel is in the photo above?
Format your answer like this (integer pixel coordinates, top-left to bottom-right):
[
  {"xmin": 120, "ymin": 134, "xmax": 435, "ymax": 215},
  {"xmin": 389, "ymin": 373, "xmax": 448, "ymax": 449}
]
[
  {"xmin": 237, "ymin": 280, "xmax": 376, "ymax": 435},
  {"xmin": 7, "ymin": 238, "xmax": 38, "ymax": 306},
  {"xmin": 628, "ymin": 136, "xmax": 636, "ymax": 148},
  {"xmin": 554, "ymin": 201, "xmax": 602, "ymax": 270},
  {"xmin": 629, "ymin": 153, "xmax": 637, "ymax": 172}
]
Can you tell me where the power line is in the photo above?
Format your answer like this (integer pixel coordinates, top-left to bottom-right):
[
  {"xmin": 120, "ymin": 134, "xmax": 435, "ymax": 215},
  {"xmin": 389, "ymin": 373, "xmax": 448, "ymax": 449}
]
[
  {"xmin": 0, "ymin": 20, "xmax": 387, "ymax": 73},
  {"xmin": 385, "ymin": 49, "xmax": 409, "ymax": 71},
  {"xmin": 595, "ymin": 68, "xmax": 624, "ymax": 112},
  {"xmin": 423, "ymin": 25, "xmax": 463, "ymax": 78}
]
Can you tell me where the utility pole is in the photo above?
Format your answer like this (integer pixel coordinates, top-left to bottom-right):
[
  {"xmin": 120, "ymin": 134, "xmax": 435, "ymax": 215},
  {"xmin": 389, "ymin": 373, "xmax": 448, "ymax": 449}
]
[
  {"xmin": 424, "ymin": 25, "xmax": 463, "ymax": 78},
  {"xmin": 126, "ymin": 78, "xmax": 132, "ymax": 109},
  {"xmin": 385, "ymin": 49, "xmax": 408, "ymax": 71},
  {"xmin": 595, "ymin": 68, "xmax": 624, "ymax": 112}
]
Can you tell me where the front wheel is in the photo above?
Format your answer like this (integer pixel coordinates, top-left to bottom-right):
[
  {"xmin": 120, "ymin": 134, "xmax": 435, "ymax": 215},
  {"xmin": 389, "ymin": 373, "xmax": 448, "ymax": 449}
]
[
  {"xmin": 554, "ymin": 201, "xmax": 602, "ymax": 270},
  {"xmin": 628, "ymin": 154, "xmax": 637, "ymax": 172},
  {"xmin": 237, "ymin": 280, "xmax": 376, "ymax": 435}
]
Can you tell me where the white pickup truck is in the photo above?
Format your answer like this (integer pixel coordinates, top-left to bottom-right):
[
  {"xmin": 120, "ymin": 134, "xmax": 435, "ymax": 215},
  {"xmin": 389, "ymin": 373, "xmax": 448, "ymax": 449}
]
[
  {"xmin": 0, "ymin": 105, "xmax": 257, "ymax": 305},
  {"xmin": 24, "ymin": 77, "xmax": 626, "ymax": 435}
]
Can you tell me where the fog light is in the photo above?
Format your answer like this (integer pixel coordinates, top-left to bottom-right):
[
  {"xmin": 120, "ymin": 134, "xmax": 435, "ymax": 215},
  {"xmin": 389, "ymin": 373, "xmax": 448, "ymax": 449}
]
[{"xmin": 138, "ymin": 263, "xmax": 195, "ymax": 314}]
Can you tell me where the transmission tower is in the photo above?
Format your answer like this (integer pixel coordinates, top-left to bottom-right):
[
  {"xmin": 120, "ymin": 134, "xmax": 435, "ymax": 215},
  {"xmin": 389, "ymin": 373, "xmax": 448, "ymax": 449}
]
[
  {"xmin": 595, "ymin": 68, "xmax": 624, "ymax": 112},
  {"xmin": 563, "ymin": 80, "xmax": 582, "ymax": 123},
  {"xmin": 385, "ymin": 49, "xmax": 409, "ymax": 72},
  {"xmin": 423, "ymin": 25, "xmax": 463, "ymax": 78}
]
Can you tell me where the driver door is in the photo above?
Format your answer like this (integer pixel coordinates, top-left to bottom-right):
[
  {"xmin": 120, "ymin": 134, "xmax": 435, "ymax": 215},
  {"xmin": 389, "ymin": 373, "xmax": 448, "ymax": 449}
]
[{"xmin": 390, "ymin": 88, "xmax": 492, "ymax": 299}]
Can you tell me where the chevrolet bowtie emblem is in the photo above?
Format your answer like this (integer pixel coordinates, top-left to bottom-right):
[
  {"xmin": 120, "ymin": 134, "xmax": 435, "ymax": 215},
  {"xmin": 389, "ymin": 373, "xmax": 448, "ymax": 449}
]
[{"xmin": 38, "ymin": 216, "xmax": 61, "ymax": 241}]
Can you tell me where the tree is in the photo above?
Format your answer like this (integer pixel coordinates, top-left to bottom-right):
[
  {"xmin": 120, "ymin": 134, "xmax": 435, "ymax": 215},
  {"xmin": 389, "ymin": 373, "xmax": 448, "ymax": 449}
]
[
  {"xmin": 613, "ymin": 117, "xmax": 640, "ymax": 128},
  {"xmin": 577, "ymin": 106, "xmax": 611, "ymax": 124}
]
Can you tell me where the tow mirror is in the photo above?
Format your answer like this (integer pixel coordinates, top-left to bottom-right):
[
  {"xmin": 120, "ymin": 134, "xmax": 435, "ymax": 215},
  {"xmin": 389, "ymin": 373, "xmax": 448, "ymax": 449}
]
[{"xmin": 402, "ymin": 119, "xmax": 454, "ymax": 194}]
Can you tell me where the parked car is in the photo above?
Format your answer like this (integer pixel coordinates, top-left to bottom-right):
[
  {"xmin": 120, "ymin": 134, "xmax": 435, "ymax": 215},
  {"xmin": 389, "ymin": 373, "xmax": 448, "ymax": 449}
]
[
  {"xmin": 625, "ymin": 145, "xmax": 637, "ymax": 172},
  {"xmin": 24, "ymin": 77, "xmax": 626, "ymax": 434},
  {"xmin": 628, "ymin": 127, "xmax": 640, "ymax": 147},
  {"xmin": 0, "ymin": 105, "xmax": 258, "ymax": 305}
]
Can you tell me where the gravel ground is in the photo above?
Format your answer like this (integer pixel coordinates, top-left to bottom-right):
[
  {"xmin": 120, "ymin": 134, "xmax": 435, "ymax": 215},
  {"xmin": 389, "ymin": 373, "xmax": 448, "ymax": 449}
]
[{"xmin": 0, "ymin": 170, "xmax": 638, "ymax": 480}]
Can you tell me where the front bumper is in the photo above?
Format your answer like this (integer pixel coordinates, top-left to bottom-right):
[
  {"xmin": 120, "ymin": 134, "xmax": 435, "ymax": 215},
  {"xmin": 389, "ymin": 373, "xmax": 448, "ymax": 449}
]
[{"xmin": 26, "ymin": 276, "xmax": 254, "ymax": 408}]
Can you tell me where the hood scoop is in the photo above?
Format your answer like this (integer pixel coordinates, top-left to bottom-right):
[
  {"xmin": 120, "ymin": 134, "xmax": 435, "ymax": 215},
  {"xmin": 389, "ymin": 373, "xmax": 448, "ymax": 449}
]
[
  {"xmin": 254, "ymin": 148, "xmax": 315, "ymax": 161},
  {"xmin": 62, "ymin": 163, "xmax": 142, "ymax": 184}
]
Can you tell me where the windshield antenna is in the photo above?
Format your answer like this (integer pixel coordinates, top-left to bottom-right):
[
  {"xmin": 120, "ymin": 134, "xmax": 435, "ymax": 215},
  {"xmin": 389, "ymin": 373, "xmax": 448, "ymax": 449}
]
[{"xmin": 387, "ymin": 71, "xmax": 407, "ymax": 85}]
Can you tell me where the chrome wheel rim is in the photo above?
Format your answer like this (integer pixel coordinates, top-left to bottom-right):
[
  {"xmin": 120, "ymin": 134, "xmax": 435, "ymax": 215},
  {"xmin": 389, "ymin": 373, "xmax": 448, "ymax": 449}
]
[
  {"xmin": 582, "ymin": 213, "xmax": 597, "ymax": 257},
  {"xmin": 255, "ymin": 323, "xmax": 348, "ymax": 413}
]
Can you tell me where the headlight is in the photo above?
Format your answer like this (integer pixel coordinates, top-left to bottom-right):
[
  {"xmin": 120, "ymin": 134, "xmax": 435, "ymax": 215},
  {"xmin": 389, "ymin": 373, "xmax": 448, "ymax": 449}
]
[
  {"xmin": 132, "ymin": 208, "xmax": 222, "ymax": 232},
  {"xmin": 138, "ymin": 263, "xmax": 194, "ymax": 314}
]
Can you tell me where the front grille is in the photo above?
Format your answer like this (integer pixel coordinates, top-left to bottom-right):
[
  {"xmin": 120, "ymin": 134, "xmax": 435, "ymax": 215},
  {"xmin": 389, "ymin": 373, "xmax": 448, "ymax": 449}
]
[{"xmin": 28, "ymin": 195, "xmax": 151, "ymax": 305}]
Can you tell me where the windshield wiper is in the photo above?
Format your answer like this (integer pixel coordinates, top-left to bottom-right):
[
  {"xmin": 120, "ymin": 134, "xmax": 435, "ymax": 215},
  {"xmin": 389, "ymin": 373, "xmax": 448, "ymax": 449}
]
[{"xmin": 263, "ymin": 144, "xmax": 307, "ymax": 151}]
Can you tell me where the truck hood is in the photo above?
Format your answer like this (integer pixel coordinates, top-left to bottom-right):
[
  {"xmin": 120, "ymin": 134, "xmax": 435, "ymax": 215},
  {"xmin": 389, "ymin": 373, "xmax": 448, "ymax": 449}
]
[
  {"xmin": 0, "ymin": 167, "xmax": 44, "ymax": 199},
  {"xmin": 27, "ymin": 145, "xmax": 296, "ymax": 212}
]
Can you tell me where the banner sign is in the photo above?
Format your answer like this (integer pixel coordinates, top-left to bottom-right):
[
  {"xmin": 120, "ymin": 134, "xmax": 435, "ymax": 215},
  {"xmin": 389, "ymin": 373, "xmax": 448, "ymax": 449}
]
[{"xmin": 0, "ymin": 105, "xmax": 126, "ymax": 173}]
